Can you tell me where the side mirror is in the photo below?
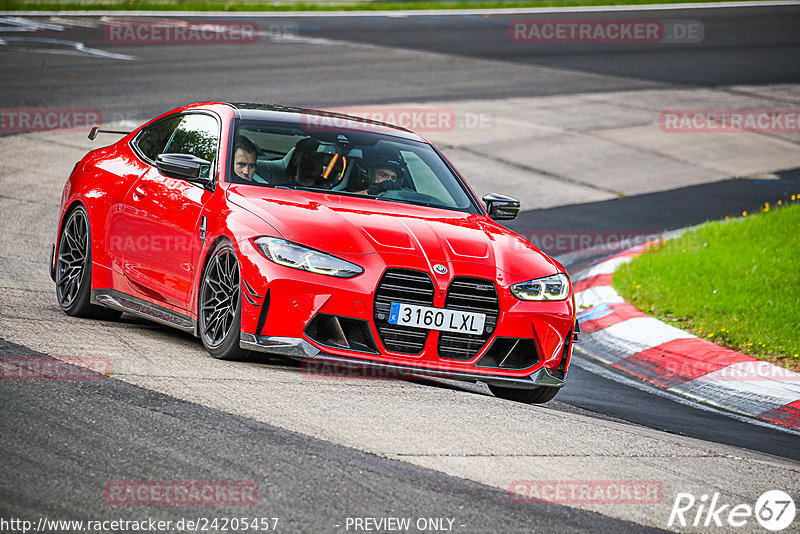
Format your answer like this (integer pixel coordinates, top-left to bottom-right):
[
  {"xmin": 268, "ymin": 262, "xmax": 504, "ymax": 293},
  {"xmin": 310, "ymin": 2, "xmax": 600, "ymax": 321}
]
[
  {"xmin": 156, "ymin": 153, "xmax": 213, "ymax": 187},
  {"xmin": 482, "ymin": 193, "xmax": 521, "ymax": 221}
]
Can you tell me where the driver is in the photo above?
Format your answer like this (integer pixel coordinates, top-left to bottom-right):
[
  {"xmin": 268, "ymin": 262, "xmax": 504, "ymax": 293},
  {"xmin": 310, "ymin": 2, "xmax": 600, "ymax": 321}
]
[{"xmin": 357, "ymin": 158, "xmax": 405, "ymax": 195}]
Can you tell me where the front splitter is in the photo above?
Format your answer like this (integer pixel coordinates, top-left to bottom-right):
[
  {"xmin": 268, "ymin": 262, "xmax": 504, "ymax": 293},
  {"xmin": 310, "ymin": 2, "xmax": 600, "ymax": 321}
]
[{"xmin": 240, "ymin": 332, "xmax": 565, "ymax": 390}]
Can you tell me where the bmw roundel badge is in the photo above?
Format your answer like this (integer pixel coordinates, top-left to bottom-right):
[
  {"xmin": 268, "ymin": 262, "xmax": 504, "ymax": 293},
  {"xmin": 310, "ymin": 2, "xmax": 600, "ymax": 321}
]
[{"xmin": 433, "ymin": 264, "xmax": 448, "ymax": 274}]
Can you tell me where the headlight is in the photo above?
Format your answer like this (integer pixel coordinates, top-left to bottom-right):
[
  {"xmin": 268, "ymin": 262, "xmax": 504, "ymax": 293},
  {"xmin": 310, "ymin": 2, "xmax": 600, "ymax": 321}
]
[
  {"xmin": 510, "ymin": 273, "xmax": 570, "ymax": 301},
  {"xmin": 254, "ymin": 237, "xmax": 363, "ymax": 278}
]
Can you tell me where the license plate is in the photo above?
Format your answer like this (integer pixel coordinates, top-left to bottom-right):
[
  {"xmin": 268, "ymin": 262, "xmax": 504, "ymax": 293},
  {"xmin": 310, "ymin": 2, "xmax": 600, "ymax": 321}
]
[{"xmin": 388, "ymin": 303, "xmax": 486, "ymax": 335}]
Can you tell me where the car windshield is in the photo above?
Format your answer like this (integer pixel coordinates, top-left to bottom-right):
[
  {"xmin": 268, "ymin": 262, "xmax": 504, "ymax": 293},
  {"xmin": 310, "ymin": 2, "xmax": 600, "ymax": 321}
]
[{"xmin": 229, "ymin": 119, "xmax": 477, "ymax": 212}]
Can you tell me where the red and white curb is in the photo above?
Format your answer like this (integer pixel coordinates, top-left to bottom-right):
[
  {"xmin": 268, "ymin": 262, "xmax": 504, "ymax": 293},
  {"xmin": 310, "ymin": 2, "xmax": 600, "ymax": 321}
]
[{"xmin": 572, "ymin": 244, "xmax": 800, "ymax": 430}]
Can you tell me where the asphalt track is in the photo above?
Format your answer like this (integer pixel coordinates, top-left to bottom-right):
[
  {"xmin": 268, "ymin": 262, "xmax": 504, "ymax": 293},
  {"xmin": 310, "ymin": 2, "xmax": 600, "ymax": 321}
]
[
  {"xmin": 1, "ymin": 3, "xmax": 799, "ymax": 120},
  {"xmin": 1, "ymin": 4, "xmax": 800, "ymax": 532},
  {"xmin": 0, "ymin": 340, "xmax": 660, "ymax": 534}
]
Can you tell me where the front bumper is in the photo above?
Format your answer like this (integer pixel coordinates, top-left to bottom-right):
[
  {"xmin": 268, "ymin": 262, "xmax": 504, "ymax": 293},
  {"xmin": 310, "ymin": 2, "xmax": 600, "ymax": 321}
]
[{"xmin": 237, "ymin": 238, "xmax": 575, "ymax": 384}]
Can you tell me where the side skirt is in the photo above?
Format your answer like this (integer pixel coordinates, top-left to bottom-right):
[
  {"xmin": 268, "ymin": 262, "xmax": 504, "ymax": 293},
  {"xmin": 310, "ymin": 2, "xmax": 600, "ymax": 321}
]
[{"xmin": 92, "ymin": 289, "xmax": 197, "ymax": 335}]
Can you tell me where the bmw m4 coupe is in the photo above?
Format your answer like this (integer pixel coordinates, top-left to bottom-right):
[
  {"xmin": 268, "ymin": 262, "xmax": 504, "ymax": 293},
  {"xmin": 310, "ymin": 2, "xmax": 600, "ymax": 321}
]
[{"xmin": 52, "ymin": 102, "xmax": 577, "ymax": 403}]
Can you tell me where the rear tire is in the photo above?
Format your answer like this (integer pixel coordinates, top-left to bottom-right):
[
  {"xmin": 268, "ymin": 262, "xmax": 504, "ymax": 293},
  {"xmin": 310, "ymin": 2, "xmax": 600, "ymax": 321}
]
[
  {"xmin": 488, "ymin": 384, "xmax": 560, "ymax": 404},
  {"xmin": 198, "ymin": 240, "xmax": 253, "ymax": 361},
  {"xmin": 55, "ymin": 205, "xmax": 122, "ymax": 321}
]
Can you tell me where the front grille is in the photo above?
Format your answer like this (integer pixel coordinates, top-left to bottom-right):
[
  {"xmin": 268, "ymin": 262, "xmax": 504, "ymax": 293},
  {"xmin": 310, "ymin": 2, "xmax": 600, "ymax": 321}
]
[
  {"xmin": 373, "ymin": 269, "xmax": 434, "ymax": 354},
  {"xmin": 437, "ymin": 278, "xmax": 499, "ymax": 361}
]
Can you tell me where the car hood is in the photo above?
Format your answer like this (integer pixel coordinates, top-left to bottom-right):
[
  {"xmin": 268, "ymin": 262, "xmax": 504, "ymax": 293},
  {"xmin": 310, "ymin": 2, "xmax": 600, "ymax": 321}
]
[{"xmin": 228, "ymin": 188, "xmax": 561, "ymax": 279}]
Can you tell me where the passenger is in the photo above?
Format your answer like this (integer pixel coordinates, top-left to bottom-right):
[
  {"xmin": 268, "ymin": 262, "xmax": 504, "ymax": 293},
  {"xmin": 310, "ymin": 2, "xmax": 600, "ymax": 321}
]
[
  {"xmin": 232, "ymin": 136, "xmax": 267, "ymax": 184},
  {"xmin": 289, "ymin": 138, "xmax": 329, "ymax": 188}
]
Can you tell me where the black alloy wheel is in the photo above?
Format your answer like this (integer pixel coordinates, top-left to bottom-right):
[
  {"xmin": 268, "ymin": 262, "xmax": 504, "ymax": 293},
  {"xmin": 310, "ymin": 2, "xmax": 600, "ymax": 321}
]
[
  {"xmin": 199, "ymin": 240, "xmax": 253, "ymax": 361},
  {"xmin": 55, "ymin": 205, "xmax": 121, "ymax": 320}
]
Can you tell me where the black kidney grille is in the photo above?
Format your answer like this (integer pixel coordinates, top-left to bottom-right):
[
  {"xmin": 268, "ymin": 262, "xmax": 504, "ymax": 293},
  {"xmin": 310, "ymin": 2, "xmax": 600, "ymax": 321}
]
[
  {"xmin": 437, "ymin": 278, "xmax": 499, "ymax": 361},
  {"xmin": 373, "ymin": 269, "xmax": 434, "ymax": 354}
]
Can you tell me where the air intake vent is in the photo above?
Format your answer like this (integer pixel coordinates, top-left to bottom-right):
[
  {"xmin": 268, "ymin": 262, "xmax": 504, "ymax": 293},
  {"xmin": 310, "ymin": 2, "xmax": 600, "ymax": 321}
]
[
  {"xmin": 475, "ymin": 338, "xmax": 539, "ymax": 369},
  {"xmin": 304, "ymin": 313, "xmax": 379, "ymax": 354},
  {"xmin": 373, "ymin": 269, "xmax": 434, "ymax": 354},
  {"xmin": 437, "ymin": 278, "xmax": 499, "ymax": 361},
  {"xmin": 559, "ymin": 326, "xmax": 574, "ymax": 372}
]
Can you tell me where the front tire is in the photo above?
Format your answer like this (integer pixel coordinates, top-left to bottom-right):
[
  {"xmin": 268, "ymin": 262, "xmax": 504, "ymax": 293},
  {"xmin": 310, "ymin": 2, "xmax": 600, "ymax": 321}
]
[
  {"xmin": 55, "ymin": 205, "xmax": 121, "ymax": 321},
  {"xmin": 198, "ymin": 240, "xmax": 253, "ymax": 361},
  {"xmin": 488, "ymin": 384, "xmax": 560, "ymax": 404}
]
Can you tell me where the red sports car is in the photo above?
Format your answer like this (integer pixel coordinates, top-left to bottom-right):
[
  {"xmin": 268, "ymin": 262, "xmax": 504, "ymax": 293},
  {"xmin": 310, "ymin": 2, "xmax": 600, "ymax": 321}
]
[{"xmin": 51, "ymin": 102, "xmax": 576, "ymax": 403}]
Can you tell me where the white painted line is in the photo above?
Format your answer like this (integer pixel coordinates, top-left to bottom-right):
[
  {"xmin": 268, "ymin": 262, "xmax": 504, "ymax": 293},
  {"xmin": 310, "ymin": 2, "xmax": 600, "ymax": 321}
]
[
  {"xmin": 259, "ymin": 31, "xmax": 364, "ymax": 47},
  {"xmin": 47, "ymin": 16, "xmax": 99, "ymax": 28},
  {"xmin": 715, "ymin": 361, "xmax": 800, "ymax": 385},
  {"xmin": 3, "ymin": 2, "xmax": 798, "ymax": 17},
  {"xmin": 0, "ymin": 15, "xmax": 63, "ymax": 31},
  {"xmin": 0, "ymin": 36, "xmax": 134, "ymax": 60},
  {"xmin": 583, "ymin": 316, "xmax": 695, "ymax": 356},
  {"xmin": 671, "ymin": 375, "xmax": 800, "ymax": 416},
  {"xmin": 572, "ymin": 352, "xmax": 800, "ymax": 436},
  {"xmin": 576, "ymin": 255, "xmax": 634, "ymax": 280},
  {"xmin": 575, "ymin": 285, "xmax": 624, "ymax": 308}
]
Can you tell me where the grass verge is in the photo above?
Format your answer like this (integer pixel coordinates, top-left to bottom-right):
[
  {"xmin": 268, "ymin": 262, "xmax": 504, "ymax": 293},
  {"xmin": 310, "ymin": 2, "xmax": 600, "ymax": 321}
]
[
  {"xmin": 614, "ymin": 201, "xmax": 800, "ymax": 371},
  {"xmin": 0, "ymin": 0, "xmax": 766, "ymax": 12}
]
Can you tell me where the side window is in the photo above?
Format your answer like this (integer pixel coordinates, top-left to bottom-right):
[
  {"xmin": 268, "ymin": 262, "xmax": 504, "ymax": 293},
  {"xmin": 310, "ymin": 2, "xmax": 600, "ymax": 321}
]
[
  {"xmin": 164, "ymin": 114, "xmax": 220, "ymax": 163},
  {"xmin": 133, "ymin": 116, "xmax": 182, "ymax": 163}
]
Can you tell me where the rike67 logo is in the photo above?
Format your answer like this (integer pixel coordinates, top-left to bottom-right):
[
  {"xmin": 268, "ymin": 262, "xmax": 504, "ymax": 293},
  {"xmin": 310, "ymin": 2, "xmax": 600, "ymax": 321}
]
[{"xmin": 668, "ymin": 490, "xmax": 795, "ymax": 531}]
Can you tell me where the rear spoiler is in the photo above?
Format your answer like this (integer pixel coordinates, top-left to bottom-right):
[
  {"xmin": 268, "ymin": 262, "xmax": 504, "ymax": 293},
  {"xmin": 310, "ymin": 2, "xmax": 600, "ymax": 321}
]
[{"xmin": 88, "ymin": 126, "xmax": 131, "ymax": 140}]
